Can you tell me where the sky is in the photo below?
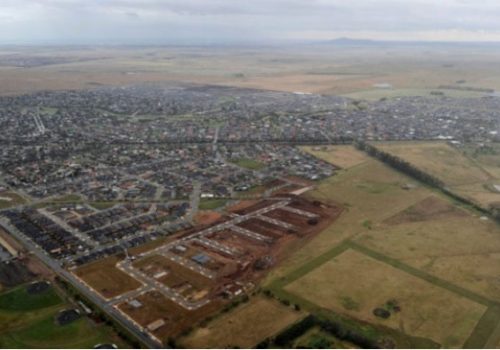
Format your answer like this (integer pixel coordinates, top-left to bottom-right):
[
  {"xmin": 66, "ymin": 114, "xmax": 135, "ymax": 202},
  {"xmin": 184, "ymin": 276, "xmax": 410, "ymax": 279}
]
[{"xmin": 2, "ymin": 0, "xmax": 500, "ymax": 45}]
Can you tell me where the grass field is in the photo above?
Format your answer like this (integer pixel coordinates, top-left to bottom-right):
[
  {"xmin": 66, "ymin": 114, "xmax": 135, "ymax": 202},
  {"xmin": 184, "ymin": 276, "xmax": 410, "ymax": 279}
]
[
  {"xmin": 0, "ymin": 283, "xmax": 121, "ymax": 348},
  {"xmin": 301, "ymin": 145, "xmax": 369, "ymax": 169},
  {"xmin": 0, "ymin": 284, "xmax": 61, "ymax": 311},
  {"xmin": 74, "ymin": 256, "xmax": 142, "ymax": 299},
  {"xmin": 376, "ymin": 141, "xmax": 500, "ymax": 209},
  {"xmin": 263, "ymin": 147, "xmax": 500, "ymax": 348},
  {"xmin": 179, "ymin": 297, "xmax": 304, "ymax": 348},
  {"xmin": 286, "ymin": 248, "xmax": 485, "ymax": 348},
  {"xmin": 2, "ymin": 46, "xmax": 500, "ymax": 97},
  {"xmin": 231, "ymin": 158, "xmax": 265, "ymax": 170},
  {"xmin": 199, "ymin": 198, "xmax": 228, "ymax": 210}
]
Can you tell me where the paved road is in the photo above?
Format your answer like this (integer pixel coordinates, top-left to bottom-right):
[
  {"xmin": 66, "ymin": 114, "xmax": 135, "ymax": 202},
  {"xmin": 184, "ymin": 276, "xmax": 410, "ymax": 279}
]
[{"xmin": 0, "ymin": 219, "xmax": 162, "ymax": 349}]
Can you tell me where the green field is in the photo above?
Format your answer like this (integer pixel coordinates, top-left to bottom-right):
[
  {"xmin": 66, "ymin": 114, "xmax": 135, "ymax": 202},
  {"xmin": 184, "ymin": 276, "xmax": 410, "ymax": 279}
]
[
  {"xmin": 231, "ymin": 158, "xmax": 265, "ymax": 170},
  {"xmin": 0, "ymin": 283, "xmax": 124, "ymax": 348},
  {"xmin": 0, "ymin": 285, "xmax": 61, "ymax": 311},
  {"xmin": 199, "ymin": 198, "xmax": 228, "ymax": 210}
]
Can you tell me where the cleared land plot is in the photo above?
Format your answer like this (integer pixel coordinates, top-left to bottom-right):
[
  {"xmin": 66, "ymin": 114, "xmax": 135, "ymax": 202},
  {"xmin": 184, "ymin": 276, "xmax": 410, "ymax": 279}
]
[
  {"xmin": 118, "ymin": 290, "xmax": 222, "ymax": 341},
  {"xmin": 207, "ymin": 229, "xmax": 267, "ymax": 255},
  {"xmin": 133, "ymin": 255, "xmax": 214, "ymax": 300},
  {"xmin": 195, "ymin": 211, "xmax": 222, "ymax": 226},
  {"xmin": 231, "ymin": 200, "xmax": 276, "ymax": 215},
  {"xmin": 263, "ymin": 208, "xmax": 310, "ymax": 228},
  {"xmin": 286, "ymin": 249, "xmax": 486, "ymax": 348},
  {"xmin": 237, "ymin": 218, "xmax": 288, "ymax": 239},
  {"xmin": 301, "ymin": 145, "xmax": 369, "ymax": 169},
  {"xmin": 74, "ymin": 256, "xmax": 142, "ymax": 299},
  {"xmin": 179, "ymin": 297, "xmax": 303, "ymax": 348}
]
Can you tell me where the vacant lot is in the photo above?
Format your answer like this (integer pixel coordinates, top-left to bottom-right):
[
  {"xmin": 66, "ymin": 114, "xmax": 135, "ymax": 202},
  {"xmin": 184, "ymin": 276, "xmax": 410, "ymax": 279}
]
[
  {"xmin": 180, "ymin": 297, "xmax": 303, "ymax": 348},
  {"xmin": 74, "ymin": 256, "xmax": 142, "ymax": 299},
  {"xmin": 118, "ymin": 290, "xmax": 222, "ymax": 341},
  {"xmin": 301, "ymin": 145, "xmax": 369, "ymax": 169},
  {"xmin": 286, "ymin": 249, "xmax": 485, "ymax": 348}
]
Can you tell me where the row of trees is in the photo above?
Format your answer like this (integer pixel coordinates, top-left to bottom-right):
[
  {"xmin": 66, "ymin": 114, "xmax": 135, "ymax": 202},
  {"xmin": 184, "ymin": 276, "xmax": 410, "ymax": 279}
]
[
  {"xmin": 355, "ymin": 141, "xmax": 500, "ymax": 222},
  {"xmin": 256, "ymin": 312, "xmax": 382, "ymax": 349}
]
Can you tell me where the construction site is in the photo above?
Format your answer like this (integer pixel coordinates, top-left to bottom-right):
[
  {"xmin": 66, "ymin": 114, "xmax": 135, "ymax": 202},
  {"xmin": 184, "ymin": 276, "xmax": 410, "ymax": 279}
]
[{"xmin": 73, "ymin": 194, "xmax": 343, "ymax": 343}]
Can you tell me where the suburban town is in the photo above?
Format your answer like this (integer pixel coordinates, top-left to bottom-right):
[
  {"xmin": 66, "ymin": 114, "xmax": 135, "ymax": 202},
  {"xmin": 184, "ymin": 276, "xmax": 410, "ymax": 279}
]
[{"xmin": 0, "ymin": 83, "xmax": 500, "ymax": 348}]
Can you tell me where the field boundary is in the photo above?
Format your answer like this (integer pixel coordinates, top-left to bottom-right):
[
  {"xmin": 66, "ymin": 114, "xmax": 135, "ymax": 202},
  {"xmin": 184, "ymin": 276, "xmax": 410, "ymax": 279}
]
[{"xmin": 268, "ymin": 239, "xmax": 500, "ymax": 348}]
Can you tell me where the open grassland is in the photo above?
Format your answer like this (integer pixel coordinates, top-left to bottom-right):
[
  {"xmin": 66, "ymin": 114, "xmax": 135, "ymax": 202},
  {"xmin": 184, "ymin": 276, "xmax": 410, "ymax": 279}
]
[
  {"xmin": 179, "ymin": 297, "xmax": 304, "ymax": 348},
  {"xmin": 0, "ymin": 284, "xmax": 120, "ymax": 348},
  {"xmin": 376, "ymin": 142, "xmax": 491, "ymax": 187},
  {"xmin": 265, "ymin": 147, "xmax": 500, "ymax": 348},
  {"xmin": 301, "ymin": 145, "xmax": 369, "ymax": 169},
  {"xmin": 74, "ymin": 256, "xmax": 142, "ymax": 299},
  {"xmin": 286, "ymin": 248, "xmax": 485, "ymax": 348},
  {"xmin": 263, "ymin": 158, "xmax": 430, "ymax": 283},
  {"xmin": 2, "ymin": 46, "xmax": 500, "ymax": 96},
  {"xmin": 376, "ymin": 141, "xmax": 500, "ymax": 209}
]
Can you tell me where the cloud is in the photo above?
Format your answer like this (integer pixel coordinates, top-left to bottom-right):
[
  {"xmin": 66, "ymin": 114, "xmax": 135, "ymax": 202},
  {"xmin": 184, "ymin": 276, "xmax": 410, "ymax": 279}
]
[{"xmin": 2, "ymin": 0, "xmax": 500, "ymax": 44}]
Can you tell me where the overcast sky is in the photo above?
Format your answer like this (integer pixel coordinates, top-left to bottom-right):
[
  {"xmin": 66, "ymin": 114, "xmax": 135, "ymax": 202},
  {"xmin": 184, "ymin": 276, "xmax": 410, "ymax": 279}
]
[{"xmin": 2, "ymin": 0, "xmax": 500, "ymax": 44}]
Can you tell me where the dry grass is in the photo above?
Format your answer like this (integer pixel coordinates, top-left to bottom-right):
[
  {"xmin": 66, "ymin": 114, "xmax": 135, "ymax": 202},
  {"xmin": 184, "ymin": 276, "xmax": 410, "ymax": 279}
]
[
  {"xmin": 179, "ymin": 297, "xmax": 304, "ymax": 348},
  {"xmin": 74, "ymin": 256, "xmax": 142, "ymax": 299},
  {"xmin": 377, "ymin": 142, "xmax": 491, "ymax": 187},
  {"xmin": 3, "ymin": 46, "xmax": 500, "ymax": 96},
  {"xmin": 285, "ymin": 249, "xmax": 486, "ymax": 348},
  {"xmin": 301, "ymin": 145, "xmax": 369, "ymax": 169}
]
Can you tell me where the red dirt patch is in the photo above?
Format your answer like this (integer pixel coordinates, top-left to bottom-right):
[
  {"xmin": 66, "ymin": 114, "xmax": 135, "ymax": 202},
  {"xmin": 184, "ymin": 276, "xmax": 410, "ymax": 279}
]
[{"xmin": 195, "ymin": 211, "xmax": 223, "ymax": 226}]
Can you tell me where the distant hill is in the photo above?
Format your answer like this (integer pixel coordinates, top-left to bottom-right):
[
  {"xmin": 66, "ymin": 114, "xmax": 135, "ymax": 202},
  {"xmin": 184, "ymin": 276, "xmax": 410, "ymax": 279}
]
[{"xmin": 322, "ymin": 37, "xmax": 500, "ymax": 48}]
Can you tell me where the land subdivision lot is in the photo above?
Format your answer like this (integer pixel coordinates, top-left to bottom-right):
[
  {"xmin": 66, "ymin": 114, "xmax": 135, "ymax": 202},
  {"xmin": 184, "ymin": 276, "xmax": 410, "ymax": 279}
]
[
  {"xmin": 265, "ymin": 150, "xmax": 500, "ymax": 348},
  {"xmin": 74, "ymin": 256, "xmax": 142, "ymax": 299},
  {"xmin": 179, "ymin": 296, "xmax": 304, "ymax": 348},
  {"xmin": 285, "ymin": 248, "xmax": 486, "ymax": 348},
  {"xmin": 133, "ymin": 255, "xmax": 214, "ymax": 299},
  {"xmin": 118, "ymin": 290, "xmax": 222, "ymax": 341}
]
